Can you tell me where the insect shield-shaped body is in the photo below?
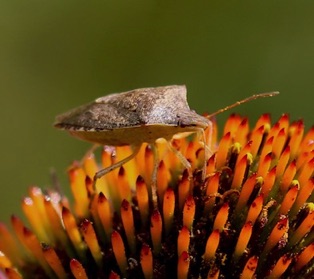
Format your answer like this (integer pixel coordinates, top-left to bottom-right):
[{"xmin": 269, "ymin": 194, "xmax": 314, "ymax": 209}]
[
  {"xmin": 54, "ymin": 85, "xmax": 210, "ymax": 145},
  {"xmin": 54, "ymin": 85, "xmax": 211, "ymax": 183}
]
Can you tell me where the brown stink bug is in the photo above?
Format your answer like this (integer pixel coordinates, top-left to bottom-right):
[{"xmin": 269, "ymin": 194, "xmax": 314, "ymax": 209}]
[{"xmin": 54, "ymin": 85, "xmax": 278, "ymax": 201}]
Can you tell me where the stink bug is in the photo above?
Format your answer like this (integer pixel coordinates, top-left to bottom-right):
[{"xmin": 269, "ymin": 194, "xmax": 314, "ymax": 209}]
[{"xmin": 54, "ymin": 85, "xmax": 278, "ymax": 201}]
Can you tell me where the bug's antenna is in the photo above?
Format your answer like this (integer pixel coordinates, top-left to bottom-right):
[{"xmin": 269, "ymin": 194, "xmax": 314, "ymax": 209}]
[{"xmin": 207, "ymin": 92, "xmax": 279, "ymax": 118}]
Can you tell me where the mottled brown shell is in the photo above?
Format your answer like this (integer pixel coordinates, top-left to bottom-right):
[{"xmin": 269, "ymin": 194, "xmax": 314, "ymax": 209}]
[{"xmin": 54, "ymin": 85, "xmax": 210, "ymax": 145}]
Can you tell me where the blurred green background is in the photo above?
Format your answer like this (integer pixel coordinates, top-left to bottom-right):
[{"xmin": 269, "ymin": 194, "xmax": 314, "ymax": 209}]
[{"xmin": 0, "ymin": 1, "xmax": 313, "ymax": 221}]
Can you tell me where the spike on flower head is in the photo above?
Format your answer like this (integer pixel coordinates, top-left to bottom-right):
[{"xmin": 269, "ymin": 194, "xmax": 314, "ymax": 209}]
[{"xmin": 0, "ymin": 113, "xmax": 313, "ymax": 278}]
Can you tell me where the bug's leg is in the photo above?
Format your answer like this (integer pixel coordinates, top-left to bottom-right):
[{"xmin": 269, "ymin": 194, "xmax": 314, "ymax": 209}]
[
  {"xmin": 194, "ymin": 121, "xmax": 213, "ymax": 181},
  {"xmin": 202, "ymin": 120, "xmax": 214, "ymax": 180},
  {"xmin": 200, "ymin": 126, "xmax": 210, "ymax": 181},
  {"xmin": 93, "ymin": 144, "xmax": 141, "ymax": 186},
  {"xmin": 205, "ymin": 120, "xmax": 213, "ymax": 156},
  {"xmin": 166, "ymin": 141, "xmax": 191, "ymax": 170},
  {"xmin": 150, "ymin": 143, "xmax": 160, "ymax": 208},
  {"xmin": 197, "ymin": 128, "xmax": 207, "ymax": 181}
]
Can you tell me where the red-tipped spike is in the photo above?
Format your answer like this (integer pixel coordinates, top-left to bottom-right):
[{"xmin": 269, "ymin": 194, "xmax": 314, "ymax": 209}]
[
  {"xmin": 204, "ymin": 229, "xmax": 220, "ymax": 261},
  {"xmin": 42, "ymin": 245, "xmax": 67, "ymax": 279},
  {"xmin": 80, "ymin": 219, "xmax": 102, "ymax": 266},
  {"xmin": 268, "ymin": 254, "xmax": 293, "ymax": 278},
  {"xmin": 150, "ymin": 210, "xmax": 162, "ymax": 253},
  {"xmin": 264, "ymin": 217, "xmax": 288, "ymax": 253},
  {"xmin": 97, "ymin": 192, "xmax": 113, "ymax": 241},
  {"xmin": 121, "ymin": 199, "xmax": 136, "ymax": 253},
  {"xmin": 136, "ymin": 175, "xmax": 149, "ymax": 225},
  {"xmin": 183, "ymin": 196, "xmax": 195, "ymax": 230},
  {"xmin": 234, "ymin": 222, "xmax": 252, "ymax": 258},
  {"xmin": 178, "ymin": 226, "xmax": 190, "ymax": 258},
  {"xmin": 216, "ymin": 132, "xmax": 232, "ymax": 169},
  {"xmin": 70, "ymin": 259, "xmax": 88, "ymax": 279},
  {"xmin": 163, "ymin": 188, "xmax": 175, "ymax": 235},
  {"xmin": 240, "ymin": 255, "xmax": 258, "ymax": 279},
  {"xmin": 140, "ymin": 244, "xmax": 153, "ymax": 279},
  {"xmin": 213, "ymin": 203, "xmax": 229, "ymax": 232},
  {"xmin": 178, "ymin": 251, "xmax": 190, "ymax": 279},
  {"xmin": 111, "ymin": 230, "xmax": 127, "ymax": 275}
]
